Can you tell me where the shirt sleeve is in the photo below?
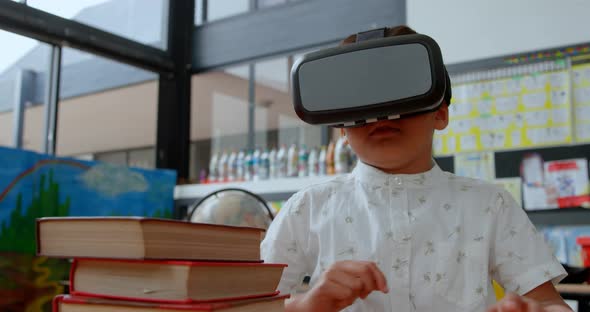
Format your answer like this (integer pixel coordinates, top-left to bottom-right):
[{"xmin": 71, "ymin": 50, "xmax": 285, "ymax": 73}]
[
  {"xmin": 261, "ymin": 191, "xmax": 312, "ymax": 295},
  {"xmin": 490, "ymin": 188, "xmax": 567, "ymax": 295}
]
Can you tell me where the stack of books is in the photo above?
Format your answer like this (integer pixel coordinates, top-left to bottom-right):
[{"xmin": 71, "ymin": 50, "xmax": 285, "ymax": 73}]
[{"xmin": 36, "ymin": 217, "xmax": 288, "ymax": 311}]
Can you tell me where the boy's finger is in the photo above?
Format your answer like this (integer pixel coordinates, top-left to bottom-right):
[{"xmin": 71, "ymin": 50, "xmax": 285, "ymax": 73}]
[
  {"xmin": 521, "ymin": 297, "xmax": 543, "ymax": 312},
  {"xmin": 499, "ymin": 294, "xmax": 526, "ymax": 312},
  {"xmin": 326, "ymin": 270, "xmax": 365, "ymax": 297},
  {"xmin": 334, "ymin": 261, "xmax": 376, "ymax": 292},
  {"xmin": 337, "ymin": 261, "xmax": 389, "ymax": 293},
  {"xmin": 318, "ymin": 277, "xmax": 358, "ymax": 301},
  {"xmin": 358, "ymin": 261, "xmax": 388, "ymax": 293}
]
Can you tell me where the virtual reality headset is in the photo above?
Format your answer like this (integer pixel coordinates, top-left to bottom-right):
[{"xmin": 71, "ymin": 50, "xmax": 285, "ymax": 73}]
[{"xmin": 291, "ymin": 29, "xmax": 452, "ymax": 127}]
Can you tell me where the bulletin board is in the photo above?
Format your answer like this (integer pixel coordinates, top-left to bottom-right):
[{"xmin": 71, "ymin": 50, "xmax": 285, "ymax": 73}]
[
  {"xmin": 573, "ymin": 62, "xmax": 590, "ymax": 143},
  {"xmin": 434, "ymin": 60, "xmax": 573, "ymax": 155}
]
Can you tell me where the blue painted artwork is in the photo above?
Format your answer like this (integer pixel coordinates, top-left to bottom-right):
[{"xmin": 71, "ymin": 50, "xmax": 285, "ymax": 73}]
[{"xmin": 0, "ymin": 146, "xmax": 177, "ymax": 311}]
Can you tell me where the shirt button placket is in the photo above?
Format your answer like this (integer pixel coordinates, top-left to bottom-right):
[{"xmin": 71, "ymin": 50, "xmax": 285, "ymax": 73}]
[{"xmin": 391, "ymin": 176, "xmax": 411, "ymax": 308}]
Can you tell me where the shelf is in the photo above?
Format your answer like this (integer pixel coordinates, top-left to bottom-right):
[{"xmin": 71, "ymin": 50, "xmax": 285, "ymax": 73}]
[
  {"xmin": 557, "ymin": 284, "xmax": 590, "ymax": 295},
  {"xmin": 174, "ymin": 175, "xmax": 344, "ymax": 204},
  {"xmin": 174, "ymin": 178, "xmax": 590, "ymax": 227},
  {"xmin": 526, "ymin": 207, "xmax": 590, "ymax": 226}
]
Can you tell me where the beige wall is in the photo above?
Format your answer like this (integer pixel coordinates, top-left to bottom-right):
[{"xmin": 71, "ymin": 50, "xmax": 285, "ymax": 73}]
[
  {"xmin": 56, "ymin": 81, "xmax": 158, "ymax": 156},
  {"xmin": 0, "ymin": 112, "xmax": 12, "ymax": 149},
  {"xmin": 0, "ymin": 81, "xmax": 158, "ymax": 156},
  {"xmin": 191, "ymin": 71, "xmax": 302, "ymax": 141},
  {"xmin": 0, "ymin": 70, "xmax": 306, "ymax": 156}
]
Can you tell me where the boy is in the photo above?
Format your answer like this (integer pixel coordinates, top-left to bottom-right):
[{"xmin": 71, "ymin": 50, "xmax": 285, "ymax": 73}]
[{"xmin": 261, "ymin": 26, "xmax": 570, "ymax": 312}]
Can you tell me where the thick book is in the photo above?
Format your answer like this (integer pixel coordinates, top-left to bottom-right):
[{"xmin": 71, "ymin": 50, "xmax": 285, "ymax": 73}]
[
  {"xmin": 53, "ymin": 294, "xmax": 289, "ymax": 312},
  {"xmin": 69, "ymin": 258, "xmax": 286, "ymax": 303},
  {"xmin": 37, "ymin": 217, "xmax": 264, "ymax": 261}
]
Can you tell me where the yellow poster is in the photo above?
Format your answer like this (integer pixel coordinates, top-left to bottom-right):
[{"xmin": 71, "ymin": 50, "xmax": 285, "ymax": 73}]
[
  {"xmin": 435, "ymin": 60, "xmax": 572, "ymax": 156},
  {"xmin": 573, "ymin": 63, "xmax": 590, "ymax": 143}
]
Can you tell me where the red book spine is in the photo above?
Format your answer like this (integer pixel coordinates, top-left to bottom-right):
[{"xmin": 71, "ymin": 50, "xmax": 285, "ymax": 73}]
[{"xmin": 54, "ymin": 294, "xmax": 290, "ymax": 311}]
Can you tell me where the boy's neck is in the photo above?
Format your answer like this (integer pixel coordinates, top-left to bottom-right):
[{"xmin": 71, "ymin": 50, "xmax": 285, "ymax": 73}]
[{"xmin": 366, "ymin": 155, "xmax": 434, "ymax": 175}]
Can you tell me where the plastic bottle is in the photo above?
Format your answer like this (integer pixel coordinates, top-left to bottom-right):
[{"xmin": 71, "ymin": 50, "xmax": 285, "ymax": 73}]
[
  {"xmin": 236, "ymin": 149, "xmax": 245, "ymax": 181},
  {"xmin": 287, "ymin": 143, "xmax": 299, "ymax": 178},
  {"xmin": 318, "ymin": 146, "xmax": 327, "ymax": 176},
  {"xmin": 334, "ymin": 137, "xmax": 349, "ymax": 174},
  {"xmin": 308, "ymin": 147, "xmax": 319, "ymax": 177},
  {"xmin": 218, "ymin": 151, "xmax": 228, "ymax": 182},
  {"xmin": 298, "ymin": 145, "xmax": 309, "ymax": 178},
  {"xmin": 326, "ymin": 141, "xmax": 335, "ymax": 175},
  {"xmin": 244, "ymin": 150, "xmax": 253, "ymax": 181},
  {"xmin": 260, "ymin": 148, "xmax": 270, "ymax": 180},
  {"xmin": 199, "ymin": 169, "xmax": 207, "ymax": 184},
  {"xmin": 269, "ymin": 147, "xmax": 277, "ymax": 179},
  {"xmin": 276, "ymin": 145, "xmax": 288, "ymax": 178},
  {"xmin": 252, "ymin": 147, "xmax": 262, "ymax": 181},
  {"xmin": 227, "ymin": 150, "xmax": 237, "ymax": 182},
  {"xmin": 208, "ymin": 152, "xmax": 219, "ymax": 182}
]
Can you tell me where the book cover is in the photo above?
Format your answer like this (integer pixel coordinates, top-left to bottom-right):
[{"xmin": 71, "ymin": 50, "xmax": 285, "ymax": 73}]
[
  {"xmin": 69, "ymin": 258, "xmax": 286, "ymax": 303},
  {"xmin": 53, "ymin": 294, "xmax": 289, "ymax": 311}
]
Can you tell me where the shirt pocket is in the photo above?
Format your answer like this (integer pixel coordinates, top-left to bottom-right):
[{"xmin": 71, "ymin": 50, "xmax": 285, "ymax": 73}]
[{"xmin": 434, "ymin": 241, "xmax": 489, "ymax": 309}]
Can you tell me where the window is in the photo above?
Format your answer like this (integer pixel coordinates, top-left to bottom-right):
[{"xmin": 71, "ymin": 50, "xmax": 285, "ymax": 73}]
[
  {"xmin": 189, "ymin": 52, "xmax": 326, "ymax": 183},
  {"xmin": 254, "ymin": 55, "xmax": 322, "ymax": 151},
  {"xmin": 94, "ymin": 150, "xmax": 127, "ymax": 165},
  {"xmin": 195, "ymin": 0, "xmax": 303, "ymax": 25},
  {"xmin": 195, "ymin": 0, "xmax": 249, "ymax": 25},
  {"xmin": 92, "ymin": 148, "xmax": 156, "ymax": 169},
  {"xmin": 190, "ymin": 64, "xmax": 250, "ymax": 181},
  {"xmin": 56, "ymin": 48, "xmax": 158, "ymax": 166},
  {"xmin": 129, "ymin": 147, "xmax": 156, "ymax": 169},
  {"xmin": 0, "ymin": 30, "xmax": 51, "ymax": 152},
  {"xmin": 27, "ymin": 0, "xmax": 169, "ymax": 49}
]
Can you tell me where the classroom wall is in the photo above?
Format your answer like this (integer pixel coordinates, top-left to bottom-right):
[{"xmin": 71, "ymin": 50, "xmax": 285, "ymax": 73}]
[{"xmin": 407, "ymin": 0, "xmax": 590, "ymax": 64}]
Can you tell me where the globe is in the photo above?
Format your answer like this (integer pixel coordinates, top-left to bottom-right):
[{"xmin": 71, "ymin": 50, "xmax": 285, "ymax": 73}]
[{"xmin": 188, "ymin": 189, "xmax": 273, "ymax": 230}]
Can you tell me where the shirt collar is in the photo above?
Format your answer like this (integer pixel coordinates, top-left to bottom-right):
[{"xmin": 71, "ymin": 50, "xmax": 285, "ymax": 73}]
[{"xmin": 352, "ymin": 160, "xmax": 446, "ymax": 188}]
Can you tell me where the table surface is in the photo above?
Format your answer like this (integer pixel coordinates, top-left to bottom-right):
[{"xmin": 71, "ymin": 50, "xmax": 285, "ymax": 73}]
[{"xmin": 557, "ymin": 284, "xmax": 590, "ymax": 295}]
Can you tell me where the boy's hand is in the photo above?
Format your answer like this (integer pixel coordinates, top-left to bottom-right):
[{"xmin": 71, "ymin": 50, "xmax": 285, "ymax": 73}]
[
  {"xmin": 487, "ymin": 293, "xmax": 572, "ymax": 312},
  {"xmin": 296, "ymin": 260, "xmax": 389, "ymax": 312}
]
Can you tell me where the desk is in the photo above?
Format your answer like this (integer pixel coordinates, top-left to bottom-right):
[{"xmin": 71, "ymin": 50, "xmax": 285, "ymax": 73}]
[{"xmin": 557, "ymin": 284, "xmax": 590, "ymax": 312}]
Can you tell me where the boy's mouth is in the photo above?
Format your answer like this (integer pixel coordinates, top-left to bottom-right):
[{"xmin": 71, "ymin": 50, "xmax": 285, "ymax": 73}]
[{"xmin": 369, "ymin": 124, "xmax": 401, "ymax": 137}]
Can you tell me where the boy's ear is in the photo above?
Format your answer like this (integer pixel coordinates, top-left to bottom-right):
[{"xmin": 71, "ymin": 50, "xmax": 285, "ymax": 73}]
[{"xmin": 434, "ymin": 103, "xmax": 449, "ymax": 130}]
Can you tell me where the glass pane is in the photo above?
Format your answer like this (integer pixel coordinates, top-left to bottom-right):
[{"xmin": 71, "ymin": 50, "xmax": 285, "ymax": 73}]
[
  {"xmin": 0, "ymin": 111, "xmax": 13, "ymax": 148},
  {"xmin": 27, "ymin": 0, "xmax": 169, "ymax": 49},
  {"xmin": 129, "ymin": 148, "xmax": 156, "ymax": 169},
  {"xmin": 56, "ymin": 48, "xmax": 158, "ymax": 163},
  {"xmin": 195, "ymin": 0, "xmax": 249, "ymax": 25},
  {"xmin": 0, "ymin": 30, "xmax": 51, "ymax": 151},
  {"xmin": 254, "ymin": 56, "xmax": 323, "ymax": 178},
  {"xmin": 195, "ymin": 0, "xmax": 305, "ymax": 24},
  {"xmin": 195, "ymin": 0, "xmax": 204, "ymax": 25},
  {"xmin": 257, "ymin": 0, "xmax": 289, "ymax": 8},
  {"xmin": 189, "ymin": 47, "xmax": 334, "ymax": 183},
  {"xmin": 190, "ymin": 64, "xmax": 250, "ymax": 182},
  {"xmin": 94, "ymin": 151, "xmax": 127, "ymax": 165}
]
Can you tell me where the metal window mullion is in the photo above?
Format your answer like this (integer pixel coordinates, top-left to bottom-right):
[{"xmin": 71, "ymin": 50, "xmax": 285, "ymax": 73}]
[
  {"xmin": 43, "ymin": 45, "xmax": 62, "ymax": 155},
  {"xmin": 248, "ymin": 63, "xmax": 256, "ymax": 151},
  {"xmin": 201, "ymin": 0, "xmax": 208, "ymax": 23},
  {"xmin": 12, "ymin": 69, "xmax": 35, "ymax": 149}
]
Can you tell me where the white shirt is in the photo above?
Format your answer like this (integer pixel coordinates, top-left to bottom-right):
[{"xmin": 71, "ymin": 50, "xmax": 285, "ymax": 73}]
[{"xmin": 261, "ymin": 161, "xmax": 566, "ymax": 312}]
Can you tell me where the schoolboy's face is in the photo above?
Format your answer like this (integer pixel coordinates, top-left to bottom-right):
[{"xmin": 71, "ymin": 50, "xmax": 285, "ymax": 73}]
[{"xmin": 343, "ymin": 104, "xmax": 449, "ymax": 173}]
